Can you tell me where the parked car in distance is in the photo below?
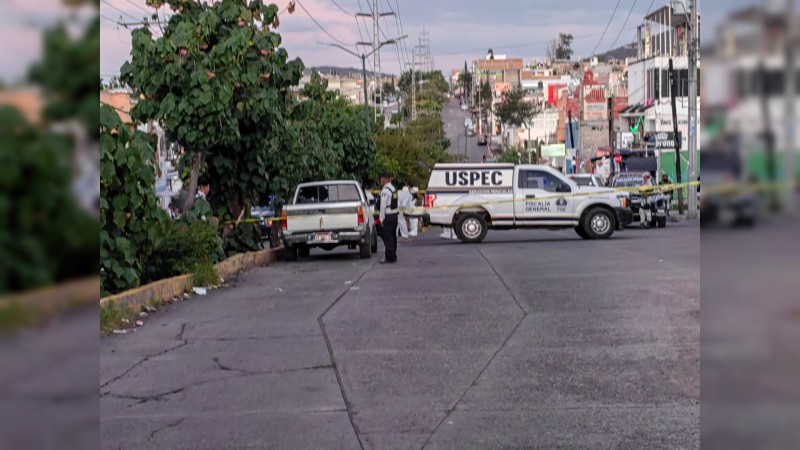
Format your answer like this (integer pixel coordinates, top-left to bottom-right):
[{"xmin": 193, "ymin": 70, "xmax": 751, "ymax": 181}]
[
  {"xmin": 251, "ymin": 204, "xmax": 276, "ymax": 240},
  {"xmin": 477, "ymin": 135, "xmax": 488, "ymax": 146},
  {"xmin": 569, "ymin": 173, "xmax": 603, "ymax": 187},
  {"xmin": 607, "ymin": 172, "xmax": 668, "ymax": 228},
  {"xmin": 460, "ymin": 103, "xmax": 468, "ymax": 111}
]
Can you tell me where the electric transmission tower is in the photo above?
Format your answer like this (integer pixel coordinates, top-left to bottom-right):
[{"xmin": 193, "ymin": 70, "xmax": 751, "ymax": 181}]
[{"xmin": 357, "ymin": 1, "xmax": 395, "ymax": 122}]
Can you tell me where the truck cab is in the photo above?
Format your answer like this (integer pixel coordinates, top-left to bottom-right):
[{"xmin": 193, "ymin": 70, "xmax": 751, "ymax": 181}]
[{"xmin": 423, "ymin": 163, "xmax": 633, "ymax": 243}]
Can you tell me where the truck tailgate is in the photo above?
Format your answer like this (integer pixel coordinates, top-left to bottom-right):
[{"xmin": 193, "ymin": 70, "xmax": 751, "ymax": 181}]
[{"xmin": 285, "ymin": 201, "xmax": 361, "ymax": 233}]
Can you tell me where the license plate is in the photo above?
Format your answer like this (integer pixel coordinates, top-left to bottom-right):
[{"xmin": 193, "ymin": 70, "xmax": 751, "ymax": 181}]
[{"xmin": 313, "ymin": 232, "xmax": 333, "ymax": 242}]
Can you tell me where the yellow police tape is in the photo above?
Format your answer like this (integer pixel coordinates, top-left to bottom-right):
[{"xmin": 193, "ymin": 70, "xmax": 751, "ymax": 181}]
[
  {"xmin": 236, "ymin": 179, "xmax": 798, "ymax": 225},
  {"xmin": 260, "ymin": 181, "xmax": 699, "ymax": 223}
]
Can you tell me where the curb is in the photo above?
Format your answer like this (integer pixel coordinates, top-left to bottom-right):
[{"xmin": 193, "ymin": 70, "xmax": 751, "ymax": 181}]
[
  {"xmin": 0, "ymin": 276, "xmax": 100, "ymax": 312},
  {"xmin": 99, "ymin": 247, "xmax": 281, "ymax": 308}
]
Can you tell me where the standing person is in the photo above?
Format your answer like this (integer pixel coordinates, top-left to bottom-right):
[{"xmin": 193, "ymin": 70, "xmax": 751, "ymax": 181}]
[
  {"xmin": 639, "ymin": 173, "xmax": 655, "ymax": 229},
  {"xmin": 397, "ymin": 186, "xmax": 412, "ymax": 243},
  {"xmin": 408, "ymin": 187, "xmax": 420, "ymax": 238},
  {"xmin": 660, "ymin": 173, "xmax": 674, "ymax": 212},
  {"xmin": 376, "ymin": 173, "xmax": 398, "ymax": 263}
]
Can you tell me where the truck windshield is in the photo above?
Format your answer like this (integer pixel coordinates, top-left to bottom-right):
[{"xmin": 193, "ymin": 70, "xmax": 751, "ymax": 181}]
[{"xmin": 296, "ymin": 184, "xmax": 361, "ymax": 204}]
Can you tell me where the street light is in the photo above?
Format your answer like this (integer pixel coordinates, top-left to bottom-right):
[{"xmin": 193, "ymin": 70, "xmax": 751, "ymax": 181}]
[{"xmin": 320, "ymin": 36, "xmax": 407, "ymax": 133}]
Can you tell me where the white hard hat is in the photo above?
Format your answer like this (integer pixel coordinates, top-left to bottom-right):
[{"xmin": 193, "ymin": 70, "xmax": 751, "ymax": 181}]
[{"xmin": 410, "ymin": 187, "xmax": 419, "ymax": 194}]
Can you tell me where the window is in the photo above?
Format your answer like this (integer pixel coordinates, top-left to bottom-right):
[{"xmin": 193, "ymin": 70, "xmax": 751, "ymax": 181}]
[
  {"xmin": 296, "ymin": 184, "xmax": 361, "ymax": 203},
  {"xmin": 519, "ymin": 170, "xmax": 569, "ymax": 193}
]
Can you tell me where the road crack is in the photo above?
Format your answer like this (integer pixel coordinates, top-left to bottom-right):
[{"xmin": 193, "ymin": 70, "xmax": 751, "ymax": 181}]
[
  {"xmin": 147, "ymin": 417, "xmax": 185, "ymax": 443},
  {"xmin": 100, "ymin": 339, "xmax": 189, "ymax": 390},
  {"xmin": 420, "ymin": 246, "xmax": 528, "ymax": 449},
  {"xmin": 317, "ymin": 257, "xmax": 380, "ymax": 450},
  {"xmin": 103, "ymin": 387, "xmax": 185, "ymax": 405}
]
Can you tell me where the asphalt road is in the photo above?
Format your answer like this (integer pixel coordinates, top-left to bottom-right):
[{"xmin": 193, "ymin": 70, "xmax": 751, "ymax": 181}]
[
  {"xmin": 443, "ymin": 97, "xmax": 487, "ymax": 163},
  {"xmin": 100, "ymin": 222, "xmax": 700, "ymax": 449}
]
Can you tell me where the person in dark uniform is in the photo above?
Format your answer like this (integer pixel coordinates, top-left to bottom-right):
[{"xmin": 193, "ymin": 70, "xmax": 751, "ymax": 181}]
[{"xmin": 376, "ymin": 173, "xmax": 398, "ymax": 263}]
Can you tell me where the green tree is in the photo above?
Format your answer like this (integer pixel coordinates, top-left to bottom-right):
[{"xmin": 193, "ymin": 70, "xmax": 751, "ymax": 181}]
[
  {"xmin": 458, "ymin": 61, "xmax": 472, "ymax": 100},
  {"xmin": 0, "ymin": 107, "xmax": 99, "ymax": 293},
  {"xmin": 121, "ymin": 0, "xmax": 304, "ymax": 218},
  {"xmin": 29, "ymin": 18, "xmax": 99, "ymax": 137},
  {"xmin": 556, "ymin": 33, "xmax": 574, "ymax": 60},
  {"xmin": 382, "ymin": 81, "xmax": 396, "ymax": 96},
  {"xmin": 265, "ymin": 73, "xmax": 375, "ymax": 207},
  {"xmin": 100, "ymin": 106, "xmax": 169, "ymax": 295},
  {"xmin": 479, "ymin": 80, "xmax": 492, "ymax": 114},
  {"xmin": 494, "ymin": 87, "xmax": 537, "ymax": 129}
]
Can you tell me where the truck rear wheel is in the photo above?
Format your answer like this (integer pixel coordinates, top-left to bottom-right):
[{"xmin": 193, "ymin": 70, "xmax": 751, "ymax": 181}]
[
  {"xmin": 285, "ymin": 245, "xmax": 298, "ymax": 261},
  {"xmin": 359, "ymin": 230, "xmax": 372, "ymax": 259},
  {"xmin": 370, "ymin": 229, "xmax": 378, "ymax": 253},
  {"xmin": 454, "ymin": 213, "xmax": 488, "ymax": 243},
  {"xmin": 574, "ymin": 226, "xmax": 590, "ymax": 239},
  {"xmin": 581, "ymin": 208, "xmax": 615, "ymax": 239}
]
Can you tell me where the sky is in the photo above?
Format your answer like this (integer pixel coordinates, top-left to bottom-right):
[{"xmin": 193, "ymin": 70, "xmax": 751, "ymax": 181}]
[{"xmin": 0, "ymin": 0, "xmax": 758, "ymax": 83}]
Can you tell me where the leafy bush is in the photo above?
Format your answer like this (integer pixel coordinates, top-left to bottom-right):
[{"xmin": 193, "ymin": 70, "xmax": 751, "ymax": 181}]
[
  {"xmin": 143, "ymin": 219, "xmax": 224, "ymax": 283},
  {"xmin": 192, "ymin": 262, "xmax": 219, "ymax": 287},
  {"xmin": 0, "ymin": 107, "xmax": 99, "ymax": 293},
  {"xmin": 222, "ymin": 221, "xmax": 262, "ymax": 256},
  {"xmin": 100, "ymin": 106, "xmax": 170, "ymax": 296}
]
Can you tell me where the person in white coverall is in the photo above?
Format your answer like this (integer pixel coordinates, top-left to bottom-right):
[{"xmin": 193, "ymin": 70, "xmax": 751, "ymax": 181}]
[
  {"xmin": 397, "ymin": 186, "xmax": 413, "ymax": 242},
  {"xmin": 639, "ymin": 173, "xmax": 655, "ymax": 228},
  {"xmin": 408, "ymin": 187, "xmax": 420, "ymax": 237}
]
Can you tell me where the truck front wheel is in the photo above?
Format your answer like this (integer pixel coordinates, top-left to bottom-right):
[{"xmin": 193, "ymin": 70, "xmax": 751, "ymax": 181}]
[
  {"xmin": 582, "ymin": 208, "xmax": 615, "ymax": 239},
  {"xmin": 454, "ymin": 213, "xmax": 488, "ymax": 243},
  {"xmin": 574, "ymin": 226, "xmax": 590, "ymax": 239}
]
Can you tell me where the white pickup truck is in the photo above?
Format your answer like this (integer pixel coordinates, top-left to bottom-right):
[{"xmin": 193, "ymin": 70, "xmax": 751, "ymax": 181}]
[
  {"xmin": 280, "ymin": 180, "xmax": 378, "ymax": 261},
  {"xmin": 422, "ymin": 163, "xmax": 633, "ymax": 243}
]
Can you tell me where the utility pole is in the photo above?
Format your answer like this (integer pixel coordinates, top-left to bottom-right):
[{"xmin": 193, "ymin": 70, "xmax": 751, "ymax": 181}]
[
  {"xmin": 669, "ymin": 57, "xmax": 685, "ymax": 214},
  {"xmin": 464, "ymin": 121, "xmax": 468, "ymax": 161},
  {"xmin": 785, "ymin": 0, "xmax": 796, "ymax": 211},
  {"xmin": 686, "ymin": 0, "xmax": 699, "ymax": 218},
  {"xmin": 608, "ymin": 94, "xmax": 615, "ymax": 178},
  {"xmin": 322, "ymin": 39, "xmax": 405, "ymax": 133}
]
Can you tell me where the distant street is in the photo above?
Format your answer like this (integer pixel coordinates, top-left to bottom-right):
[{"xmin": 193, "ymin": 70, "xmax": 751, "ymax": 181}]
[
  {"xmin": 101, "ymin": 223, "xmax": 700, "ymax": 449},
  {"xmin": 443, "ymin": 97, "xmax": 486, "ymax": 163}
]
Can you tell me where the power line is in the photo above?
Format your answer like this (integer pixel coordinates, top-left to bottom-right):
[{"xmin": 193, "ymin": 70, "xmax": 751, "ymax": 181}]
[
  {"xmin": 434, "ymin": 31, "xmax": 606, "ymax": 57},
  {"xmin": 607, "ymin": 0, "xmax": 638, "ymax": 51},
  {"xmin": 380, "ymin": 0, "xmax": 403, "ymax": 74},
  {"xmin": 100, "ymin": 0, "xmax": 141, "ymax": 21},
  {"xmin": 100, "ymin": 13, "xmax": 121, "ymax": 24},
  {"xmin": 327, "ymin": 0, "xmax": 351, "ymax": 16},
  {"xmin": 393, "ymin": 0, "xmax": 411, "ymax": 72},
  {"xmin": 295, "ymin": 0, "xmax": 349, "ymax": 46},
  {"xmin": 589, "ymin": 0, "xmax": 623, "ymax": 57},
  {"xmin": 118, "ymin": 0, "xmax": 151, "ymax": 14}
]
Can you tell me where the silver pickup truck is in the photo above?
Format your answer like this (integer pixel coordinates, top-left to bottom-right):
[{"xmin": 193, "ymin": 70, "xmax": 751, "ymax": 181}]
[{"xmin": 280, "ymin": 180, "xmax": 378, "ymax": 261}]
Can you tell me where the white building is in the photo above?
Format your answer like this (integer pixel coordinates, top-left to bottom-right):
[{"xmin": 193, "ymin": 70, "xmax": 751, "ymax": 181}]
[
  {"xmin": 622, "ymin": 2, "xmax": 700, "ymax": 151},
  {"xmin": 516, "ymin": 109, "xmax": 560, "ymax": 148}
]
